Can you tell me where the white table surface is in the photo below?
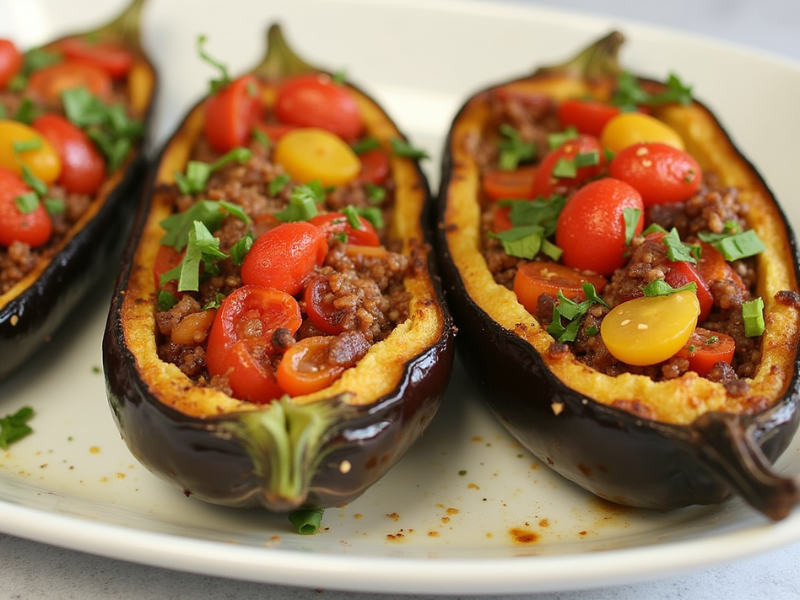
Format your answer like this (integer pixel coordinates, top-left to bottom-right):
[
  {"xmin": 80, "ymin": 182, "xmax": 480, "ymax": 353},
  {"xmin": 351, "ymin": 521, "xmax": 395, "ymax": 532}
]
[{"xmin": 2, "ymin": 0, "xmax": 800, "ymax": 598}]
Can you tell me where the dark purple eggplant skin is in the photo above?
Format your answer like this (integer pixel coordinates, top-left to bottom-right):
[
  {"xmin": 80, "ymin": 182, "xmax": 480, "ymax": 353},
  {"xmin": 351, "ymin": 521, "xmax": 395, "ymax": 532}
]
[
  {"xmin": 102, "ymin": 68, "xmax": 456, "ymax": 511},
  {"xmin": 434, "ymin": 80, "xmax": 800, "ymax": 521}
]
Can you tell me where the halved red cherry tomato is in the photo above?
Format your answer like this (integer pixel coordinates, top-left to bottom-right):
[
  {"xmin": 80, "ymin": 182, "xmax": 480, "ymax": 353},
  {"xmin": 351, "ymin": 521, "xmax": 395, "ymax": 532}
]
[
  {"xmin": 608, "ymin": 142, "xmax": 702, "ymax": 206},
  {"xmin": 153, "ymin": 244, "xmax": 184, "ymax": 297},
  {"xmin": 357, "ymin": 148, "xmax": 390, "ymax": 185},
  {"xmin": 531, "ymin": 134, "xmax": 605, "ymax": 199},
  {"xmin": 27, "ymin": 60, "xmax": 113, "ymax": 103},
  {"xmin": 309, "ymin": 212, "xmax": 380, "ymax": 247},
  {"xmin": 59, "ymin": 37, "xmax": 134, "ymax": 79},
  {"xmin": 664, "ymin": 260, "xmax": 714, "ymax": 323},
  {"xmin": 274, "ymin": 74, "xmax": 363, "ymax": 141},
  {"xmin": 0, "ymin": 167, "xmax": 52, "ymax": 247},
  {"xmin": 0, "ymin": 39, "xmax": 22, "ymax": 89},
  {"xmin": 557, "ymin": 98, "xmax": 621, "ymax": 137},
  {"xmin": 482, "ymin": 166, "xmax": 537, "ymax": 201},
  {"xmin": 514, "ymin": 261, "xmax": 607, "ymax": 314},
  {"xmin": 240, "ymin": 221, "xmax": 328, "ymax": 295},
  {"xmin": 304, "ymin": 276, "xmax": 347, "ymax": 335},
  {"xmin": 204, "ymin": 74, "xmax": 264, "ymax": 153},
  {"xmin": 205, "ymin": 285, "xmax": 302, "ymax": 404},
  {"xmin": 696, "ymin": 241, "xmax": 747, "ymax": 296},
  {"xmin": 676, "ymin": 327, "xmax": 736, "ymax": 377},
  {"xmin": 32, "ymin": 113, "xmax": 106, "ymax": 194},
  {"xmin": 276, "ymin": 336, "xmax": 346, "ymax": 396},
  {"xmin": 555, "ymin": 177, "xmax": 644, "ymax": 275}
]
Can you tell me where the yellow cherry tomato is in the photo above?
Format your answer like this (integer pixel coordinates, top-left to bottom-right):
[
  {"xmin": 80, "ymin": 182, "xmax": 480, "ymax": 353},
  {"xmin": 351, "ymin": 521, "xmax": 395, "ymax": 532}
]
[
  {"xmin": 600, "ymin": 290, "xmax": 700, "ymax": 366},
  {"xmin": 273, "ymin": 127, "xmax": 360, "ymax": 187},
  {"xmin": 600, "ymin": 112, "xmax": 685, "ymax": 153},
  {"xmin": 0, "ymin": 119, "xmax": 62, "ymax": 184}
]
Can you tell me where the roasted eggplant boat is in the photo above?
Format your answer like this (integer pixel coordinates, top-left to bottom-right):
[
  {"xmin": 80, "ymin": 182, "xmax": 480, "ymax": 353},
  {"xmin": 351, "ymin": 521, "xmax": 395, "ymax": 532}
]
[
  {"xmin": 103, "ymin": 25, "xmax": 454, "ymax": 529},
  {"xmin": 436, "ymin": 31, "xmax": 800, "ymax": 520},
  {"xmin": 0, "ymin": 0, "xmax": 154, "ymax": 382}
]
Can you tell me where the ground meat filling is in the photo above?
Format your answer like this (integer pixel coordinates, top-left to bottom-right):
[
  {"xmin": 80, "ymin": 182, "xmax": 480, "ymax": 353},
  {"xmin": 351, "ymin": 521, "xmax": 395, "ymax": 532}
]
[
  {"xmin": 153, "ymin": 134, "xmax": 412, "ymax": 392},
  {"xmin": 474, "ymin": 90, "xmax": 765, "ymax": 384}
]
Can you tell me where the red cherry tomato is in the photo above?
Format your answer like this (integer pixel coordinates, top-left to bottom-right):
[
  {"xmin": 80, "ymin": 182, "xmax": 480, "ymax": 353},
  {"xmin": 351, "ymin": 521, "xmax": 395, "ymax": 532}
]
[
  {"xmin": 276, "ymin": 335, "xmax": 348, "ymax": 396},
  {"xmin": 153, "ymin": 244, "xmax": 184, "ymax": 297},
  {"xmin": 608, "ymin": 142, "xmax": 702, "ymax": 206},
  {"xmin": 514, "ymin": 261, "xmax": 607, "ymax": 314},
  {"xmin": 531, "ymin": 134, "xmax": 605, "ymax": 199},
  {"xmin": 204, "ymin": 74, "xmax": 264, "ymax": 153},
  {"xmin": 32, "ymin": 113, "xmax": 106, "ymax": 194},
  {"xmin": 304, "ymin": 276, "xmax": 347, "ymax": 334},
  {"xmin": 274, "ymin": 74, "xmax": 363, "ymax": 141},
  {"xmin": 205, "ymin": 285, "xmax": 302, "ymax": 403},
  {"xmin": 696, "ymin": 240, "xmax": 747, "ymax": 295},
  {"xmin": 59, "ymin": 37, "xmax": 134, "ymax": 79},
  {"xmin": 557, "ymin": 98, "xmax": 621, "ymax": 137},
  {"xmin": 0, "ymin": 39, "xmax": 22, "ymax": 89},
  {"xmin": 27, "ymin": 60, "xmax": 113, "ymax": 102},
  {"xmin": 676, "ymin": 327, "xmax": 736, "ymax": 377},
  {"xmin": 482, "ymin": 166, "xmax": 537, "ymax": 201},
  {"xmin": 0, "ymin": 167, "xmax": 52, "ymax": 247},
  {"xmin": 664, "ymin": 260, "xmax": 714, "ymax": 323},
  {"xmin": 555, "ymin": 177, "xmax": 644, "ymax": 275},
  {"xmin": 357, "ymin": 149, "xmax": 390, "ymax": 185},
  {"xmin": 240, "ymin": 221, "xmax": 328, "ymax": 296},
  {"xmin": 309, "ymin": 212, "xmax": 380, "ymax": 247}
]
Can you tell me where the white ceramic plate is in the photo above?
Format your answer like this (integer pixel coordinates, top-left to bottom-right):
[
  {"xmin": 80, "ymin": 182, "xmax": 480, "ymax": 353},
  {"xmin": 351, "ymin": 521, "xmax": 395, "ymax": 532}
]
[{"xmin": 1, "ymin": 0, "xmax": 799, "ymax": 595}]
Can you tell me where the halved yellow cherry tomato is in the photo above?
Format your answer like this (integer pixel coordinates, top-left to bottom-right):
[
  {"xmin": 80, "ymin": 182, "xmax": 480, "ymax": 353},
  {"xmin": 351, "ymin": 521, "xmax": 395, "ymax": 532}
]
[
  {"xmin": 0, "ymin": 119, "xmax": 62, "ymax": 184},
  {"xmin": 600, "ymin": 290, "xmax": 700, "ymax": 366},
  {"xmin": 600, "ymin": 112, "xmax": 684, "ymax": 153},
  {"xmin": 273, "ymin": 127, "xmax": 360, "ymax": 187}
]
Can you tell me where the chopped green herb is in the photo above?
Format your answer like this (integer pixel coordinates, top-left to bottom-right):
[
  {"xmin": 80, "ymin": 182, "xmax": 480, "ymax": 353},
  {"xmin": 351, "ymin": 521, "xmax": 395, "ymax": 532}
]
[
  {"xmin": 269, "ymin": 173, "xmax": 291, "ymax": 196},
  {"xmin": 547, "ymin": 283, "xmax": 608, "ymax": 343},
  {"xmin": 506, "ymin": 194, "xmax": 566, "ymax": 236},
  {"xmin": 0, "ymin": 406, "xmax": 35, "ymax": 450},
  {"xmin": 197, "ymin": 34, "xmax": 232, "ymax": 94},
  {"xmin": 663, "ymin": 228, "xmax": 699, "ymax": 263},
  {"xmin": 331, "ymin": 69, "xmax": 347, "ymax": 85},
  {"xmin": 547, "ymin": 126, "xmax": 579, "ymax": 150},
  {"xmin": 7, "ymin": 47, "xmax": 62, "ymax": 91},
  {"xmin": 252, "ymin": 127, "xmax": 270, "ymax": 147},
  {"xmin": 341, "ymin": 205, "xmax": 364, "ymax": 230},
  {"xmin": 351, "ymin": 137, "xmax": 381, "ymax": 155},
  {"xmin": 390, "ymin": 138, "xmax": 429, "ymax": 160},
  {"xmin": 365, "ymin": 183, "xmax": 386, "ymax": 204},
  {"xmin": 20, "ymin": 164, "xmax": 48, "ymax": 197},
  {"xmin": 44, "ymin": 198, "xmax": 65, "ymax": 215},
  {"xmin": 489, "ymin": 225, "xmax": 546, "ymax": 260},
  {"xmin": 497, "ymin": 124, "xmax": 536, "ymax": 171},
  {"xmin": 354, "ymin": 206, "xmax": 384, "ymax": 230},
  {"xmin": 202, "ymin": 293, "xmax": 227, "ymax": 310},
  {"xmin": 174, "ymin": 147, "xmax": 252, "ymax": 195},
  {"xmin": 13, "ymin": 98, "xmax": 40, "ymax": 125},
  {"xmin": 742, "ymin": 297, "xmax": 765, "ymax": 337},
  {"xmin": 275, "ymin": 182, "xmax": 324, "ymax": 222},
  {"xmin": 229, "ymin": 232, "xmax": 254, "ymax": 266},
  {"xmin": 697, "ymin": 228, "xmax": 766, "ymax": 261},
  {"xmin": 458, "ymin": 470, "xmax": 467, "ymax": 476},
  {"xmin": 160, "ymin": 200, "xmax": 227, "ymax": 250},
  {"xmin": 642, "ymin": 223, "xmax": 668, "ymax": 236},
  {"xmin": 585, "ymin": 326, "xmax": 599, "ymax": 336},
  {"xmin": 288, "ymin": 508, "xmax": 324, "ymax": 535},
  {"xmin": 705, "ymin": 335, "xmax": 719, "ymax": 345},
  {"xmin": 623, "ymin": 208, "xmax": 642, "ymax": 246},
  {"xmin": 551, "ymin": 151, "xmax": 598, "ymax": 178},
  {"xmin": 642, "ymin": 279, "xmax": 697, "ymax": 297},
  {"xmin": 13, "ymin": 137, "xmax": 43, "ymax": 154},
  {"xmin": 611, "ymin": 71, "xmax": 693, "ymax": 111},
  {"xmin": 161, "ymin": 221, "xmax": 228, "ymax": 292},
  {"xmin": 14, "ymin": 192, "xmax": 40, "ymax": 214},
  {"xmin": 157, "ymin": 290, "xmax": 179, "ymax": 311}
]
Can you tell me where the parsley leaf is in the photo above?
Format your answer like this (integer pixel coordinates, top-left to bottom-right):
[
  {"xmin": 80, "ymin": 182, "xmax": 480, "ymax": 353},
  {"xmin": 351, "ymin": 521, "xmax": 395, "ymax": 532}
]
[
  {"xmin": 160, "ymin": 221, "xmax": 227, "ymax": 292},
  {"xmin": 547, "ymin": 283, "xmax": 608, "ymax": 343},
  {"xmin": 642, "ymin": 279, "xmax": 697, "ymax": 297},
  {"xmin": 611, "ymin": 71, "xmax": 693, "ymax": 111},
  {"xmin": 0, "ymin": 406, "xmax": 35, "ymax": 450},
  {"xmin": 663, "ymin": 228, "xmax": 699, "ymax": 263},
  {"xmin": 275, "ymin": 182, "xmax": 324, "ymax": 222},
  {"xmin": 497, "ymin": 124, "xmax": 536, "ymax": 171},
  {"xmin": 697, "ymin": 228, "xmax": 765, "ymax": 261},
  {"xmin": 174, "ymin": 147, "xmax": 252, "ymax": 195}
]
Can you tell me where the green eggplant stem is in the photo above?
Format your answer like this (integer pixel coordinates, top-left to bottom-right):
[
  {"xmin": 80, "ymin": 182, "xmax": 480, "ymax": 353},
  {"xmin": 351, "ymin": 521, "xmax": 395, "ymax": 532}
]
[
  {"xmin": 90, "ymin": 0, "xmax": 146, "ymax": 51},
  {"xmin": 288, "ymin": 508, "xmax": 325, "ymax": 535},
  {"xmin": 535, "ymin": 30, "xmax": 625, "ymax": 80},
  {"xmin": 251, "ymin": 24, "xmax": 320, "ymax": 81},
  {"xmin": 225, "ymin": 397, "xmax": 352, "ymax": 512}
]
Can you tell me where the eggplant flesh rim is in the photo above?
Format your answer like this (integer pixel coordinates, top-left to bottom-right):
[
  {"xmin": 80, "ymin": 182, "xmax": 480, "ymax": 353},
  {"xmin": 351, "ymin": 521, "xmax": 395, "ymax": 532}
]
[
  {"xmin": 442, "ymin": 75, "xmax": 800, "ymax": 427},
  {"xmin": 118, "ymin": 81, "xmax": 449, "ymax": 418}
]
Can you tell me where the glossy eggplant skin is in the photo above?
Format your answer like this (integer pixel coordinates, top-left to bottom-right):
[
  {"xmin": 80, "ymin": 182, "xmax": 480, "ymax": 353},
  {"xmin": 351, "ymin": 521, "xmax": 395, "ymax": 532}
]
[
  {"xmin": 0, "ymin": 0, "xmax": 156, "ymax": 383},
  {"xmin": 103, "ymin": 26, "xmax": 455, "ymax": 513},
  {"xmin": 435, "ymin": 32, "xmax": 800, "ymax": 519}
]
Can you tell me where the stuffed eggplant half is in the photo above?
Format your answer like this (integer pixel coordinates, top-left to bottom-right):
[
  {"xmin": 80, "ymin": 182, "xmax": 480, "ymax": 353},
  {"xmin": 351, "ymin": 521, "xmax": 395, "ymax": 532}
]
[
  {"xmin": 0, "ymin": 0, "xmax": 154, "ymax": 382},
  {"xmin": 103, "ymin": 25, "xmax": 454, "ymax": 527},
  {"xmin": 436, "ymin": 31, "xmax": 800, "ymax": 520}
]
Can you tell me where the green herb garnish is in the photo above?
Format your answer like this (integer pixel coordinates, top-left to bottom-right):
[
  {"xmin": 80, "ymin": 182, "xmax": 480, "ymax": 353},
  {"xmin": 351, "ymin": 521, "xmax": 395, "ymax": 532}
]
[
  {"xmin": 623, "ymin": 208, "xmax": 642, "ymax": 246},
  {"xmin": 642, "ymin": 279, "xmax": 697, "ymax": 297},
  {"xmin": 497, "ymin": 124, "xmax": 536, "ymax": 171},
  {"xmin": 275, "ymin": 182, "xmax": 324, "ymax": 222},
  {"xmin": 697, "ymin": 228, "xmax": 766, "ymax": 261},
  {"xmin": 351, "ymin": 137, "xmax": 381, "ymax": 155},
  {"xmin": 611, "ymin": 71, "xmax": 693, "ymax": 111},
  {"xmin": 547, "ymin": 283, "xmax": 608, "ymax": 343},
  {"xmin": 742, "ymin": 297, "xmax": 765, "ymax": 337},
  {"xmin": 390, "ymin": 138, "xmax": 429, "ymax": 160},
  {"xmin": 174, "ymin": 147, "xmax": 252, "ymax": 195},
  {"xmin": 0, "ymin": 406, "xmax": 35, "ymax": 450}
]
